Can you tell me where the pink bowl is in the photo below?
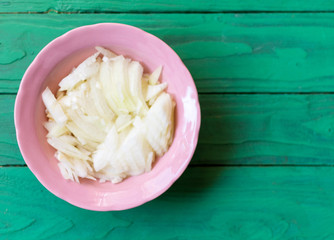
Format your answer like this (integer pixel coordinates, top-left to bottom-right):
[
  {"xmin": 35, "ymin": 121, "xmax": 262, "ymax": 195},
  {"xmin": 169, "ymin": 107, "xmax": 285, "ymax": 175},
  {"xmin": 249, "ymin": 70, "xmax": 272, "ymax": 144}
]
[{"xmin": 14, "ymin": 23, "xmax": 201, "ymax": 211}]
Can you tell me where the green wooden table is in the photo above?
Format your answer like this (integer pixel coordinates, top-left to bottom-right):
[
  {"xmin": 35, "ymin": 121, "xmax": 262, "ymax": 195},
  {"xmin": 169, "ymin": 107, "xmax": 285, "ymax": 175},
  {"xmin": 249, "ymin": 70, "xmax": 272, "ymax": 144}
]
[{"xmin": 3, "ymin": 1, "xmax": 334, "ymax": 239}]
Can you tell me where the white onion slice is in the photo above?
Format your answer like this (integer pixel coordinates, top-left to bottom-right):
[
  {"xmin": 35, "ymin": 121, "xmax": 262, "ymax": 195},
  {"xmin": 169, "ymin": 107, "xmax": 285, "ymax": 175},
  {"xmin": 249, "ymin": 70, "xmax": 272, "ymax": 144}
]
[
  {"xmin": 42, "ymin": 87, "xmax": 67, "ymax": 125},
  {"xmin": 148, "ymin": 65, "xmax": 162, "ymax": 85},
  {"xmin": 59, "ymin": 52, "xmax": 99, "ymax": 91}
]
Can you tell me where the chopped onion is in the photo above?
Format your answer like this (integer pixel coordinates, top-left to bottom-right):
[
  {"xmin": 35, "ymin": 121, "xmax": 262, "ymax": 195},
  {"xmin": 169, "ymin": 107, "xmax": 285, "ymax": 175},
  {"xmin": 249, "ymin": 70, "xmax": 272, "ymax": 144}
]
[
  {"xmin": 42, "ymin": 87, "xmax": 67, "ymax": 125},
  {"xmin": 145, "ymin": 82, "xmax": 168, "ymax": 102},
  {"xmin": 59, "ymin": 52, "xmax": 100, "ymax": 91},
  {"xmin": 149, "ymin": 66, "xmax": 162, "ymax": 85},
  {"xmin": 95, "ymin": 46, "xmax": 117, "ymax": 58},
  {"xmin": 43, "ymin": 47, "xmax": 175, "ymax": 183}
]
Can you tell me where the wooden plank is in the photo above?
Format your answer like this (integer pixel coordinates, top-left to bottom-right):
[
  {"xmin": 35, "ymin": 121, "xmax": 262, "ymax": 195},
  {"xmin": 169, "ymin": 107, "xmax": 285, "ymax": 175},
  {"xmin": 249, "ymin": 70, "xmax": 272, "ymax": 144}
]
[
  {"xmin": 1, "ymin": 0, "xmax": 334, "ymax": 13},
  {"xmin": 5, "ymin": 94, "xmax": 334, "ymax": 166},
  {"xmin": 3, "ymin": 14, "xmax": 334, "ymax": 93},
  {"xmin": 1, "ymin": 166, "xmax": 334, "ymax": 239},
  {"xmin": 0, "ymin": 95, "xmax": 21, "ymax": 165},
  {"xmin": 195, "ymin": 94, "xmax": 334, "ymax": 165}
]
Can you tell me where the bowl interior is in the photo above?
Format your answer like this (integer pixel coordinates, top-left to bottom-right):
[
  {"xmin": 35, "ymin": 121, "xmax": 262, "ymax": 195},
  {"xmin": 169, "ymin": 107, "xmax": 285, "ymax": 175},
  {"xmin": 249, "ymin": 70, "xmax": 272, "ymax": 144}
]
[{"xmin": 15, "ymin": 23, "xmax": 200, "ymax": 211}]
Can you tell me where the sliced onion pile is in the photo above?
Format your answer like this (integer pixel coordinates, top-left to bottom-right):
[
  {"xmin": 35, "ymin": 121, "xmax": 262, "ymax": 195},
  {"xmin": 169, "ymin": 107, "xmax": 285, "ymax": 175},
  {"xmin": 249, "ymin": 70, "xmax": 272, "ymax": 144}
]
[{"xmin": 42, "ymin": 47, "xmax": 175, "ymax": 183}]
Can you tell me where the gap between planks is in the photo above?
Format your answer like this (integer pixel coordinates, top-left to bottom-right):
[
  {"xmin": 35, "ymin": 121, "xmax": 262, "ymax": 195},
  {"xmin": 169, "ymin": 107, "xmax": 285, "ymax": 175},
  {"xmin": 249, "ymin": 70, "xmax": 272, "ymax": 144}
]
[
  {"xmin": 204, "ymin": 92, "xmax": 334, "ymax": 95},
  {"xmin": 4, "ymin": 10, "xmax": 334, "ymax": 14}
]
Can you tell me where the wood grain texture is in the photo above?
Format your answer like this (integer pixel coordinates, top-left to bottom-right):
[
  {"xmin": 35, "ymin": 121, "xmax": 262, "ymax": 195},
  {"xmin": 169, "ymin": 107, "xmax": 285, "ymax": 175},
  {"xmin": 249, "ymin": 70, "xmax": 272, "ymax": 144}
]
[
  {"xmin": 196, "ymin": 94, "xmax": 334, "ymax": 165},
  {"xmin": 5, "ymin": 94, "xmax": 334, "ymax": 166},
  {"xmin": 0, "ymin": 95, "xmax": 21, "ymax": 165},
  {"xmin": 1, "ymin": 0, "xmax": 334, "ymax": 13},
  {"xmin": 3, "ymin": 14, "xmax": 334, "ymax": 93},
  {"xmin": 1, "ymin": 166, "xmax": 334, "ymax": 239}
]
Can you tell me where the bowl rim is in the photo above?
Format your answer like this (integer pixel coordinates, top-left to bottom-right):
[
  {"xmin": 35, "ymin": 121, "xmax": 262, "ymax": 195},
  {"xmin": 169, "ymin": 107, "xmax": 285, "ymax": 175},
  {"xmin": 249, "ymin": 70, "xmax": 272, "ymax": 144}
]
[{"xmin": 14, "ymin": 22, "xmax": 201, "ymax": 211}]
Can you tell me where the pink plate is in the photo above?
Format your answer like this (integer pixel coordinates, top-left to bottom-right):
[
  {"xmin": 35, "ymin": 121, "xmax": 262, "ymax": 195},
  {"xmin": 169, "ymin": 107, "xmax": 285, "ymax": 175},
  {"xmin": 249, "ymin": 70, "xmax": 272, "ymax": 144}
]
[{"xmin": 14, "ymin": 23, "xmax": 201, "ymax": 211}]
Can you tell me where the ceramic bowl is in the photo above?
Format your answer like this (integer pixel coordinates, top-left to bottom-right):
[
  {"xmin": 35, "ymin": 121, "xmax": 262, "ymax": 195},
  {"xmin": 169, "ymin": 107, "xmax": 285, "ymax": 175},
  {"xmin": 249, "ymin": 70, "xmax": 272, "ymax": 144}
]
[{"xmin": 14, "ymin": 23, "xmax": 201, "ymax": 211}]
